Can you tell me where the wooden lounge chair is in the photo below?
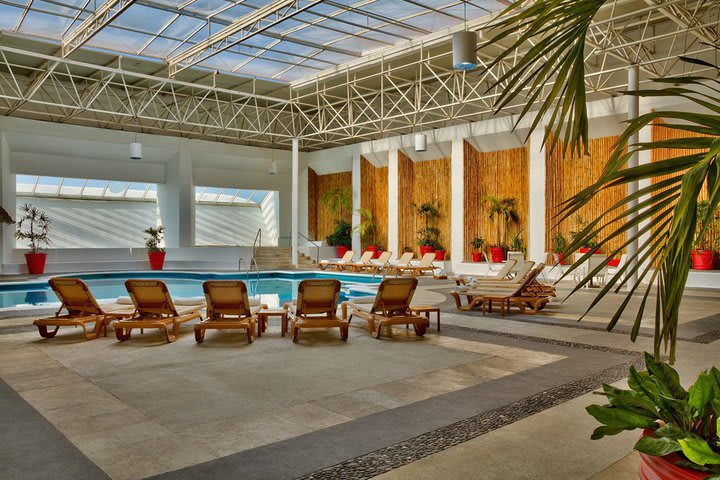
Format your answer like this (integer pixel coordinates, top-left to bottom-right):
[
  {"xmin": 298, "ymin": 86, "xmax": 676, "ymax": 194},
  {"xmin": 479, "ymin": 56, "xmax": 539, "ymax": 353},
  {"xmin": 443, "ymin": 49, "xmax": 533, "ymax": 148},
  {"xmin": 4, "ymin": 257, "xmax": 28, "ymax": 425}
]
[
  {"xmin": 394, "ymin": 252, "xmax": 436, "ymax": 276},
  {"xmin": 114, "ymin": 280, "xmax": 203, "ymax": 343},
  {"xmin": 385, "ymin": 252, "xmax": 413, "ymax": 275},
  {"xmin": 342, "ymin": 277, "xmax": 429, "ymax": 339},
  {"xmin": 367, "ymin": 251, "xmax": 393, "ymax": 274},
  {"xmin": 452, "ymin": 259, "xmax": 520, "ymax": 287},
  {"xmin": 33, "ymin": 278, "xmax": 134, "ymax": 340},
  {"xmin": 349, "ymin": 251, "xmax": 374, "ymax": 272},
  {"xmin": 318, "ymin": 250, "xmax": 355, "ymax": 271},
  {"xmin": 194, "ymin": 281, "xmax": 266, "ymax": 344},
  {"xmin": 286, "ymin": 279, "xmax": 348, "ymax": 343}
]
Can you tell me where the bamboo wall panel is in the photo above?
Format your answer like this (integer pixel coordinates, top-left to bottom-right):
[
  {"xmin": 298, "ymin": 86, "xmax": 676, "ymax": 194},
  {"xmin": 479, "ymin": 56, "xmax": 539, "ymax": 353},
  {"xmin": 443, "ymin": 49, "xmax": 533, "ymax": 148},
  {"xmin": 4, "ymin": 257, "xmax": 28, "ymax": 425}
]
[
  {"xmin": 397, "ymin": 151, "xmax": 452, "ymax": 258},
  {"xmin": 308, "ymin": 167, "xmax": 318, "ymax": 240},
  {"xmin": 360, "ymin": 157, "xmax": 388, "ymax": 249},
  {"xmin": 651, "ymin": 121, "xmax": 717, "ymax": 246},
  {"xmin": 463, "ymin": 142, "xmax": 529, "ymax": 261},
  {"xmin": 545, "ymin": 136, "xmax": 627, "ymax": 256},
  {"xmin": 309, "ymin": 170, "xmax": 352, "ymax": 241}
]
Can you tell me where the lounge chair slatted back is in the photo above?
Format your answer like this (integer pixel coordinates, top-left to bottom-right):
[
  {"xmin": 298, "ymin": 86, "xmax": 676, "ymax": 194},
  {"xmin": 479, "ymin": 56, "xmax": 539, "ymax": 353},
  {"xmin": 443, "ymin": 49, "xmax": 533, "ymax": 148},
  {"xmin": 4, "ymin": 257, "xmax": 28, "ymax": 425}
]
[
  {"xmin": 356, "ymin": 251, "xmax": 373, "ymax": 264},
  {"xmin": 296, "ymin": 279, "xmax": 341, "ymax": 318},
  {"xmin": 203, "ymin": 281, "xmax": 252, "ymax": 319},
  {"xmin": 396, "ymin": 252, "xmax": 414, "ymax": 266},
  {"xmin": 492, "ymin": 259, "xmax": 517, "ymax": 279},
  {"xmin": 417, "ymin": 252, "xmax": 436, "ymax": 268},
  {"xmin": 49, "ymin": 278, "xmax": 104, "ymax": 316},
  {"xmin": 375, "ymin": 251, "xmax": 392, "ymax": 264},
  {"xmin": 338, "ymin": 250, "xmax": 355, "ymax": 263},
  {"xmin": 371, "ymin": 278, "xmax": 418, "ymax": 316},
  {"xmin": 513, "ymin": 261, "xmax": 535, "ymax": 281},
  {"xmin": 125, "ymin": 280, "xmax": 178, "ymax": 318}
]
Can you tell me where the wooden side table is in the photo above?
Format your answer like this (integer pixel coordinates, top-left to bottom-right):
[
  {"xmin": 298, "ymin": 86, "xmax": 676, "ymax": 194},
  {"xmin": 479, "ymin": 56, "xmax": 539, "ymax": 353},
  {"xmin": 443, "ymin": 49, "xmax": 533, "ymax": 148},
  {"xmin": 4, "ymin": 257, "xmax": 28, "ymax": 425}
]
[
  {"xmin": 409, "ymin": 305, "xmax": 441, "ymax": 332},
  {"xmin": 257, "ymin": 308, "xmax": 288, "ymax": 337}
]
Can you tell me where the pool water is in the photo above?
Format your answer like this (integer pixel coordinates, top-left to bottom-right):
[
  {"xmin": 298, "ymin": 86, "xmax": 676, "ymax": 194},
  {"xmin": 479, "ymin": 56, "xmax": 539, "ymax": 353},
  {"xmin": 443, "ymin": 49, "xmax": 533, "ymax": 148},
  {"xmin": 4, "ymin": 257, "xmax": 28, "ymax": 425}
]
[{"xmin": 0, "ymin": 271, "xmax": 380, "ymax": 309}]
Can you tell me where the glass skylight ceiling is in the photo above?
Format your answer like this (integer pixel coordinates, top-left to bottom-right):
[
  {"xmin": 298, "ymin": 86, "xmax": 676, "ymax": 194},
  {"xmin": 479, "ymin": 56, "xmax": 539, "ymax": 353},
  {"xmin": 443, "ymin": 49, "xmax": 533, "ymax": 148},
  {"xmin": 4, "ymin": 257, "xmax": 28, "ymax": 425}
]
[
  {"xmin": 17, "ymin": 175, "xmax": 157, "ymax": 201},
  {"xmin": 0, "ymin": 0, "xmax": 502, "ymax": 82},
  {"xmin": 194, "ymin": 186, "xmax": 270, "ymax": 205}
]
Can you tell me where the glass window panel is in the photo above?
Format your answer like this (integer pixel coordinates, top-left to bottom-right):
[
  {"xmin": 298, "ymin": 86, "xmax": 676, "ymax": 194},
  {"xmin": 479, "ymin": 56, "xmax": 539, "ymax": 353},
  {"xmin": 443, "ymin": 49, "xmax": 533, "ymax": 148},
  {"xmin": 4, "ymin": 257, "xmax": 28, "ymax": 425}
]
[
  {"xmin": 59, "ymin": 177, "xmax": 84, "ymax": 196},
  {"xmin": 16, "ymin": 175, "xmax": 37, "ymax": 194},
  {"xmin": 82, "ymin": 179, "xmax": 106, "ymax": 197},
  {"xmin": 0, "ymin": 5, "xmax": 24, "ymax": 30},
  {"xmin": 125, "ymin": 182, "xmax": 149, "ymax": 199},
  {"xmin": 200, "ymin": 187, "xmax": 221, "ymax": 202},
  {"xmin": 216, "ymin": 188, "xmax": 238, "ymax": 203},
  {"xmin": 105, "ymin": 181, "xmax": 129, "ymax": 197},
  {"xmin": 250, "ymin": 191, "xmax": 269, "ymax": 204},
  {"xmin": 234, "ymin": 189, "xmax": 253, "ymax": 204},
  {"xmin": 35, "ymin": 176, "xmax": 61, "ymax": 195},
  {"xmin": 19, "ymin": 9, "xmax": 74, "ymax": 36}
]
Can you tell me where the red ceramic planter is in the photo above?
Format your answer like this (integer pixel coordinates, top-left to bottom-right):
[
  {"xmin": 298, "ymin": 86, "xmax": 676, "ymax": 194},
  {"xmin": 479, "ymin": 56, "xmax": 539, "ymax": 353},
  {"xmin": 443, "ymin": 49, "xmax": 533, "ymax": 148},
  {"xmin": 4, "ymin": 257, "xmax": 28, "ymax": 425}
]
[
  {"xmin": 148, "ymin": 251, "xmax": 166, "ymax": 270},
  {"xmin": 434, "ymin": 250, "xmax": 446, "ymax": 261},
  {"xmin": 489, "ymin": 246, "xmax": 505, "ymax": 263},
  {"xmin": 419, "ymin": 245, "xmax": 435, "ymax": 257},
  {"xmin": 366, "ymin": 245, "xmax": 379, "ymax": 258},
  {"xmin": 608, "ymin": 258, "xmax": 621, "ymax": 267},
  {"xmin": 555, "ymin": 252, "xmax": 566, "ymax": 265},
  {"xmin": 336, "ymin": 245, "xmax": 350, "ymax": 258},
  {"xmin": 578, "ymin": 247, "xmax": 601, "ymax": 254},
  {"xmin": 638, "ymin": 431, "xmax": 707, "ymax": 480},
  {"xmin": 471, "ymin": 251, "xmax": 483, "ymax": 262},
  {"xmin": 25, "ymin": 252, "xmax": 47, "ymax": 274},
  {"xmin": 691, "ymin": 249, "xmax": 713, "ymax": 270}
]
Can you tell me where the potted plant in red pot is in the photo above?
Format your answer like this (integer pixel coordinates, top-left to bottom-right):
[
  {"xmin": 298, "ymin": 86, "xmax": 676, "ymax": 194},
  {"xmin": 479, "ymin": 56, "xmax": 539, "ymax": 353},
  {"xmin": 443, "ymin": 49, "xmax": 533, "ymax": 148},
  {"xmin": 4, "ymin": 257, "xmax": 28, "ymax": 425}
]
[
  {"xmin": 326, "ymin": 220, "xmax": 351, "ymax": 257},
  {"xmin": 588, "ymin": 353, "xmax": 720, "ymax": 480},
  {"xmin": 434, "ymin": 242, "xmax": 446, "ymax": 261},
  {"xmin": 15, "ymin": 203, "xmax": 51, "ymax": 274},
  {"xmin": 144, "ymin": 226, "xmax": 166, "ymax": 270},
  {"xmin": 414, "ymin": 200, "xmax": 440, "ymax": 257},
  {"xmin": 485, "ymin": 195, "xmax": 519, "ymax": 263},
  {"xmin": 552, "ymin": 232, "xmax": 567, "ymax": 265},
  {"xmin": 691, "ymin": 200, "xmax": 714, "ymax": 270},
  {"xmin": 355, "ymin": 208, "xmax": 379, "ymax": 258},
  {"xmin": 470, "ymin": 237, "xmax": 485, "ymax": 262}
]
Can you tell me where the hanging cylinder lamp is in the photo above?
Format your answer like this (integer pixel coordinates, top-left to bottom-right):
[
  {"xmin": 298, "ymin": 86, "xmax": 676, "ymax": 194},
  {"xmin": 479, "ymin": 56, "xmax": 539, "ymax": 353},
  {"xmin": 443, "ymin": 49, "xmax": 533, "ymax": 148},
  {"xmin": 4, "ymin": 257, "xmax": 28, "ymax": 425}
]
[
  {"xmin": 452, "ymin": 30, "xmax": 478, "ymax": 71},
  {"xmin": 415, "ymin": 133, "xmax": 427, "ymax": 152},
  {"xmin": 268, "ymin": 158, "xmax": 278, "ymax": 175},
  {"xmin": 130, "ymin": 141, "xmax": 142, "ymax": 160}
]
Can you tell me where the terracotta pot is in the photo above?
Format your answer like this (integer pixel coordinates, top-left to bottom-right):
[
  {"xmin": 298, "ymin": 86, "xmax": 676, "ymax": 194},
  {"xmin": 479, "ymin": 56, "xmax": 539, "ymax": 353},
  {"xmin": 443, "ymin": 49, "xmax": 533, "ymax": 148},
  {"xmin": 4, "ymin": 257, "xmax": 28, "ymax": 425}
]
[
  {"xmin": 489, "ymin": 246, "xmax": 505, "ymax": 263},
  {"xmin": 366, "ymin": 245, "xmax": 379, "ymax": 258},
  {"xmin": 691, "ymin": 249, "xmax": 713, "ymax": 270},
  {"xmin": 608, "ymin": 258, "xmax": 621, "ymax": 267},
  {"xmin": 714, "ymin": 251, "xmax": 720, "ymax": 270},
  {"xmin": 25, "ymin": 252, "xmax": 47, "ymax": 275},
  {"xmin": 434, "ymin": 250, "xmax": 446, "ymax": 261},
  {"xmin": 336, "ymin": 245, "xmax": 350, "ymax": 258},
  {"xmin": 472, "ymin": 251, "xmax": 483, "ymax": 262},
  {"xmin": 148, "ymin": 251, "xmax": 166, "ymax": 270},
  {"xmin": 419, "ymin": 245, "xmax": 435, "ymax": 257},
  {"xmin": 638, "ymin": 430, "xmax": 707, "ymax": 480}
]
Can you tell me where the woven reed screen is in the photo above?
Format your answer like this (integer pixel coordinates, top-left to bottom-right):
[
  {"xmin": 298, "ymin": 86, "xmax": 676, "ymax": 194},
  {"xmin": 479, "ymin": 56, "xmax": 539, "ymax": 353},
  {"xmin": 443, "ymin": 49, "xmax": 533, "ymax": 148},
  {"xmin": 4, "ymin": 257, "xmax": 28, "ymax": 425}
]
[
  {"xmin": 545, "ymin": 136, "xmax": 627, "ymax": 257},
  {"xmin": 360, "ymin": 157, "xmax": 388, "ymax": 249},
  {"xmin": 397, "ymin": 151, "xmax": 452, "ymax": 258},
  {"xmin": 308, "ymin": 168, "xmax": 352, "ymax": 241},
  {"xmin": 464, "ymin": 142, "xmax": 529, "ymax": 261}
]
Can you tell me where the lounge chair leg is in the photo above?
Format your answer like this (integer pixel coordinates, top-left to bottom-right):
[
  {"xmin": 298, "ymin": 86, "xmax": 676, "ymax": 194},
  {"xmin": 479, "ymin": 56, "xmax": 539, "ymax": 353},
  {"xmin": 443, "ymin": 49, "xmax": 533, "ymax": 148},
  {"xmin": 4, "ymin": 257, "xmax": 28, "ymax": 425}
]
[
  {"xmin": 194, "ymin": 327, "xmax": 204, "ymax": 343},
  {"xmin": 37, "ymin": 325, "xmax": 59, "ymax": 338},
  {"xmin": 247, "ymin": 328, "xmax": 253, "ymax": 344},
  {"xmin": 413, "ymin": 322, "xmax": 427, "ymax": 337},
  {"xmin": 340, "ymin": 326, "xmax": 348, "ymax": 341},
  {"xmin": 116, "ymin": 328, "xmax": 131, "ymax": 341},
  {"xmin": 292, "ymin": 326, "xmax": 299, "ymax": 343},
  {"xmin": 373, "ymin": 324, "xmax": 382, "ymax": 339}
]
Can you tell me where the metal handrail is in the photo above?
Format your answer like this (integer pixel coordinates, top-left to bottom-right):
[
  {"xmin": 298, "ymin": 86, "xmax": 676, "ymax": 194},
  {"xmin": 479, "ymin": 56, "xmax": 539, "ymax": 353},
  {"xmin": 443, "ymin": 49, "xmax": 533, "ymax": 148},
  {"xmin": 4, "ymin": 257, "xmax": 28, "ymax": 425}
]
[{"xmin": 294, "ymin": 230, "xmax": 321, "ymax": 263}]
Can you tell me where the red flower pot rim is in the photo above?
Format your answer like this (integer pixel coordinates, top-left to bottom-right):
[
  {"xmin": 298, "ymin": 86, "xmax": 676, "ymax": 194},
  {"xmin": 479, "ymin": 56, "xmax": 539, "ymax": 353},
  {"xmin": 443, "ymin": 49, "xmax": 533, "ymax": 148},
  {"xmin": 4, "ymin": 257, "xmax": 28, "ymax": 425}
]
[{"xmin": 638, "ymin": 429, "xmax": 707, "ymax": 480}]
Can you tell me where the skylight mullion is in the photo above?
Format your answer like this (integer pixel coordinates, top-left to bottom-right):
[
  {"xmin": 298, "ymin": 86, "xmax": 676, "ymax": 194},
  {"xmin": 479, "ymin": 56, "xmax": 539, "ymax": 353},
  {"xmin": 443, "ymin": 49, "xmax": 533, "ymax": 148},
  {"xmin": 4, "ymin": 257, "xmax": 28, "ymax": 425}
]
[
  {"xmin": 121, "ymin": 182, "xmax": 131, "ymax": 199},
  {"xmin": 13, "ymin": 0, "xmax": 35, "ymax": 32},
  {"xmin": 142, "ymin": 183, "xmax": 151, "ymax": 200},
  {"xmin": 137, "ymin": 13, "xmax": 181, "ymax": 55},
  {"xmin": 229, "ymin": 190, "xmax": 239, "ymax": 204},
  {"xmin": 57, "ymin": 177, "xmax": 65, "ymax": 196},
  {"xmin": 61, "ymin": 0, "xmax": 94, "ymax": 37},
  {"xmin": 80, "ymin": 179, "xmax": 88, "ymax": 197},
  {"xmin": 32, "ymin": 176, "xmax": 39, "ymax": 196},
  {"xmin": 245, "ymin": 190, "xmax": 255, "ymax": 205}
]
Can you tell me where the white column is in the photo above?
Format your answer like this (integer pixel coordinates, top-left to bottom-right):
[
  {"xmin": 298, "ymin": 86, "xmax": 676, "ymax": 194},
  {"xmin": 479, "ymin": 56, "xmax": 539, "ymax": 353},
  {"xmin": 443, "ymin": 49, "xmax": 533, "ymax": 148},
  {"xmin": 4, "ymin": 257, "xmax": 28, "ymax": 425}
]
[
  {"xmin": 351, "ymin": 153, "xmax": 362, "ymax": 253},
  {"xmin": 627, "ymin": 65, "xmax": 640, "ymax": 284},
  {"xmin": 0, "ymin": 133, "xmax": 15, "ymax": 273},
  {"xmin": 450, "ymin": 138, "xmax": 464, "ymax": 272},
  {"xmin": 528, "ymin": 128, "xmax": 547, "ymax": 262},
  {"xmin": 299, "ymin": 162, "xmax": 309, "ymax": 243},
  {"xmin": 291, "ymin": 138, "xmax": 299, "ymax": 266},
  {"xmin": 637, "ymin": 122, "xmax": 653, "ymax": 276},
  {"xmin": 387, "ymin": 149, "xmax": 399, "ymax": 257},
  {"xmin": 177, "ymin": 147, "xmax": 195, "ymax": 247},
  {"xmin": 157, "ymin": 142, "xmax": 195, "ymax": 248}
]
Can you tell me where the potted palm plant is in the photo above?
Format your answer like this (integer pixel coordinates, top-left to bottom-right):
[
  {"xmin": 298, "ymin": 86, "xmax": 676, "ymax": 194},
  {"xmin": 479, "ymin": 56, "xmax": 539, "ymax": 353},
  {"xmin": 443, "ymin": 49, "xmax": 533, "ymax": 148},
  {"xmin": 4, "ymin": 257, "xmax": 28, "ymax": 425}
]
[
  {"xmin": 552, "ymin": 232, "xmax": 567, "ymax": 265},
  {"xmin": 15, "ymin": 203, "xmax": 50, "ymax": 274},
  {"xmin": 322, "ymin": 186, "xmax": 352, "ymax": 256},
  {"xmin": 484, "ymin": 195, "xmax": 519, "ymax": 262},
  {"xmin": 691, "ymin": 201, "xmax": 714, "ymax": 270},
  {"xmin": 354, "ymin": 208, "xmax": 379, "ymax": 258},
  {"xmin": 508, "ymin": 229, "xmax": 525, "ymax": 255},
  {"xmin": 414, "ymin": 200, "xmax": 440, "ymax": 257},
  {"xmin": 144, "ymin": 226, "xmax": 166, "ymax": 270},
  {"xmin": 470, "ymin": 237, "xmax": 485, "ymax": 262}
]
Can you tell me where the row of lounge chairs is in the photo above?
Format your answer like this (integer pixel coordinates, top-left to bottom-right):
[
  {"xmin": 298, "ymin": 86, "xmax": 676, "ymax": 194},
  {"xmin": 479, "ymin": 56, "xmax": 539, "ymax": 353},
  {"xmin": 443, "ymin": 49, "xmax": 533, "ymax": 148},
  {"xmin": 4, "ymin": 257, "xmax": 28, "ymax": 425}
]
[
  {"xmin": 319, "ymin": 251, "xmax": 439, "ymax": 276},
  {"xmin": 33, "ymin": 277, "xmax": 430, "ymax": 344}
]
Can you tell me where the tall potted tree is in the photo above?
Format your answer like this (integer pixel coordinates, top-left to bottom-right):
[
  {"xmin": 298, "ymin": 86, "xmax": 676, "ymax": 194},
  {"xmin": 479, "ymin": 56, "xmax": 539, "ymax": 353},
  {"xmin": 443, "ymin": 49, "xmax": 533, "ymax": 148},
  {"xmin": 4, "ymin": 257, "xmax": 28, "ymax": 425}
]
[
  {"xmin": 414, "ymin": 200, "xmax": 440, "ymax": 257},
  {"xmin": 15, "ymin": 203, "xmax": 50, "ymax": 274},
  {"xmin": 144, "ymin": 226, "xmax": 166, "ymax": 270},
  {"xmin": 484, "ymin": 195, "xmax": 519, "ymax": 262},
  {"xmin": 354, "ymin": 208, "xmax": 378, "ymax": 258},
  {"xmin": 691, "ymin": 200, "xmax": 714, "ymax": 270},
  {"xmin": 322, "ymin": 186, "xmax": 352, "ymax": 256}
]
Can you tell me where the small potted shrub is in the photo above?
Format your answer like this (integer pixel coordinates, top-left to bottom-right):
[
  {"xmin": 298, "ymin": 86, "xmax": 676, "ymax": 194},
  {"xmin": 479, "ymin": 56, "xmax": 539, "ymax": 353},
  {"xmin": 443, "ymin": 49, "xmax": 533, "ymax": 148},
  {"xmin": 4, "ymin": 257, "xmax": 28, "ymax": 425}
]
[
  {"xmin": 402, "ymin": 245, "xmax": 413, "ymax": 254},
  {"xmin": 588, "ymin": 353, "xmax": 720, "ymax": 480},
  {"xmin": 15, "ymin": 203, "xmax": 50, "ymax": 274},
  {"xmin": 470, "ymin": 237, "xmax": 485, "ymax": 262},
  {"xmin": 508, "ymin": 230, "xmax": 525, "ymax": 255},
  {"xmin": 552, "ymin": 232, "xmax": 567, "ymax": 265},
  {"xmin": 691, "ymin": 200, "xmax": 714, "ymax": 270},
  {"xmin": 414, "ymin": 201, "xmax": 440, "ymax": 257},
  {"xmin": 326, "ymin": 219, "xmax": 352, "ymax": 257},
  {"xmin": 355, "ymin": 208, "xmax": 379, "ymax": 258},
  {"xmin": 144, "ymin": 226, "xmax": 166, "ymax": 270},
  {"xmin": 434, "ymin": 242, "xmax": 446, "ymax": 261},
  {"xmin": 485, "ymin": 195, "xmax": 519, "ymax": 262}
]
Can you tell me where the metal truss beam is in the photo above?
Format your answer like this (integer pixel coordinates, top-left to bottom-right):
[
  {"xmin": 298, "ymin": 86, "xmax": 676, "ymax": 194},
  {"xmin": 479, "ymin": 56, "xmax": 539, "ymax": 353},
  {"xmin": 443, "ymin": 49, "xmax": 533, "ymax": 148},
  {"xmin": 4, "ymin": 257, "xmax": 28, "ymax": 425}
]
[
  {"xmin": 166, "ymin": 0, "xmax": 326, "ymax": 77},
  {"xmin": 61, "ymin": 0, "xmax": 138, "ymax": 57}
]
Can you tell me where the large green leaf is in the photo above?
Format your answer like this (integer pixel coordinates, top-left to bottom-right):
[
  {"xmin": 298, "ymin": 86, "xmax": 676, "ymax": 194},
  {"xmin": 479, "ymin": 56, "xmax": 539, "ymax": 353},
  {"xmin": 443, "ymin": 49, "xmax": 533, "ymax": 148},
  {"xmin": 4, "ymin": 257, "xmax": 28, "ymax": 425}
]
[
  {"xmin": 585, "ymin": 404, "xmax": 658, "ymax": 429},
  {"xmin": 689, "ymin": 372, "xmax": 715, "ymax": 412},
  {"xmin": 679, "ymin": 438, "xmax": 720, "ymax": 466},
  {"xmin": 634, "ymin": 434, "xmax": 682, "ymax": 457}
]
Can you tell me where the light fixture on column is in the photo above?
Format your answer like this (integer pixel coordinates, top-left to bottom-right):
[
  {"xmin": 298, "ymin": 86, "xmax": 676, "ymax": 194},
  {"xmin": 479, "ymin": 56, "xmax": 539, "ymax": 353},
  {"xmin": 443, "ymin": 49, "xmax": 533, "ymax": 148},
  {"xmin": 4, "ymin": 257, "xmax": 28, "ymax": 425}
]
[
  {"xmin": 129, "ymin": 133, "xmax": 142, "ymax": 160},
  {"xmin": 415, "ymin": 133, "xmax": 427, "ymax": 152}
]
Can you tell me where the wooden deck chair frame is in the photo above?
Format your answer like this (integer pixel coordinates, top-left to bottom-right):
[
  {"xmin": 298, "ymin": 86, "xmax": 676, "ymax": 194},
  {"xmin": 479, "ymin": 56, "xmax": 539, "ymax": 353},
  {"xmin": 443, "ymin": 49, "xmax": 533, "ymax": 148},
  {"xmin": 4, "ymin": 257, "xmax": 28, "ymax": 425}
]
[
  {"xmin": 286, "ymin": 279, "xmax": 348, "ymax": 343},
  {"xmin": 318, "ymin": 250, "xmax": 355, "ymax": 271},
  {"xmin": 482, "ymin": 265, "xmax": 551, "ymax": 316},
  {"xmin": 33, "ymin": 278, "xmax": 133, "ymax": 340},
  {"xmin": 342, "ymin": 278, "xmax": 429, "ymax": 339},
  {"xmin": 367, "ymin": 251, "xmax": 393, "ymax": 274},
  {"xmin": 194, "ymin": 281, "xmax": 265, "ymax": 344},
  {"xmin": 394, "ymin": 252, "xmax": 436, "ymax": 276},
  {"xmin": 114, "ymin": 280, "xmax": 203, "ymax": 343},
  {"xmin": 349, "ymin": 251, "xmax": 374, "ymax": 272}
]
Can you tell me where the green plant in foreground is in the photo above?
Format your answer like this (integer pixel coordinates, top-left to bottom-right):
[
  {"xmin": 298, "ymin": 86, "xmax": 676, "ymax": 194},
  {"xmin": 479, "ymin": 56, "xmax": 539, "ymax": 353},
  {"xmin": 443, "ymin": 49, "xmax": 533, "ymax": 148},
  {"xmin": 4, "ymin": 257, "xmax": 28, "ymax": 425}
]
[
  {"xmin": 588, "ymin": 353, "xmax": 720, "ymax": 476},
  {"xmin": 15, "ymin": 203, "xmax": 50, "ymax": 253},
  {"xmin": 144, "ymin": 226, "xmax": 165, "ymax": 253},
  {"xmin": 326, "ymin": 219, "xmax": 351, "ymax": 247}
]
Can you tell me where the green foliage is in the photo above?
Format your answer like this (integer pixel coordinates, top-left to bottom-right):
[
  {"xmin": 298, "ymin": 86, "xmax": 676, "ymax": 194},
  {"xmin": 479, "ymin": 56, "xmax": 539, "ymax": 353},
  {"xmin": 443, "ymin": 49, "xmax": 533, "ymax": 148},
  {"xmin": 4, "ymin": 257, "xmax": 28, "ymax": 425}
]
[
  {"xmin": 470, "ymin": 236, "xmax": 485, "ymax": 250},
  {"xmin": 417, "ymin": 227, "xmax": 440, "ymax": 248},
  {"xmin": 414, "ymin": 200, "xmax": 441, "ymax": 247},
  {"xmin": 321, "ymin": 186, "xmax": 352, "ymax": 219},
  {"xmin": 694, "ymin": 200, "xmax": 718, "ymax": 251},
  {"xmin": 508, "ymin": 230, "xmax": 525, "ymax": 253},
  {"xmin": 588, "ymin": 354, "xmax": 720, "ymax": 474},
  {"xmin": 326, "ymin": 219, "xmax": 351, "ymax": 247},
  {"xmin": 15, "ymin": 203, "xmax": 51, "ymax": 253},
  {"xmin": 484, "ymin": 195, "xmax": 519, "ymax": 247},
  {"xmin": 402, "ymin": 245, "xmax": 413, "ymax": 253},
  {"xmin": 552, "ymin": 232, "xmax": 567, "ymax": 253},
  {"xmin": 354, "ymin": 208, "xmax": 376, "ymax": 246},
  {"xmin": 144, "ymin": 226, "xmax": 165, "ymax": 253}
]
